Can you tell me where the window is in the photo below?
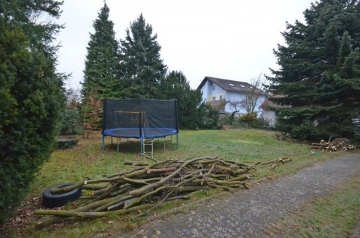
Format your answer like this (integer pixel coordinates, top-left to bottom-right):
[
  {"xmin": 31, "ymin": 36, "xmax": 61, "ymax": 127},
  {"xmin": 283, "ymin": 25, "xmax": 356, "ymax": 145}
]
[
  {"xmin": 213, "ymin": 85, "xmax": 215, "ymax": 90},
  {"xmin": 220, "ymin": 95, "xmax": 222, "ymax": 100},
  {"xmin": 212, "ymin": 96, "xmax": 216, "ymax": 101}
]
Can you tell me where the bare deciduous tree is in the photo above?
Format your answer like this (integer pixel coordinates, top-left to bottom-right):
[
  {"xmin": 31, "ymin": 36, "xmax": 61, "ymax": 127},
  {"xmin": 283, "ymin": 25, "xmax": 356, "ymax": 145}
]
[
  {"xmin": 240, "ymin": 73, "xmax": 264, "ymax": 114},
  {"xmin": 65, "ymin": 88, "xmax": 81, "ymax": 110},
  {"xmin": 226, "ymin": 73, "xmax": 265, "ymax": 124}
]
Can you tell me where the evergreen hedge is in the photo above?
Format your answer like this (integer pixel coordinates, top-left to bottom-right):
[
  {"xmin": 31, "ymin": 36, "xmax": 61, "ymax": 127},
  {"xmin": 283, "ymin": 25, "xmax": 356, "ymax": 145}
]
[{"xmin": 0, "ymin": 1, "xmax": 65, "ymax": 223}]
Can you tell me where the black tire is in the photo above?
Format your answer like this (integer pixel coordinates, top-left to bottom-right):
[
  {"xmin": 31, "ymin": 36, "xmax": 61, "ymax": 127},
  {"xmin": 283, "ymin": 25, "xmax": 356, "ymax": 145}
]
[{"xmin": 42, "ymin": 182, "xmax": 82, "ymax": 208}]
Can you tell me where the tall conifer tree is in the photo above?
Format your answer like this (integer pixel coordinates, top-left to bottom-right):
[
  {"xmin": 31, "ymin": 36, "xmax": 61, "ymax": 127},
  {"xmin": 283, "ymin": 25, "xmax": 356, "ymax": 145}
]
[
  {"xmin": 81, "ymin": 3, "xmax": 121, "ymax": 100},
  {"xmin": 81, "ymin": 3, "xmax": 121, "ymax": 129},
  {"xmin": 120, "ymin": 14, "xmax": 167, "ymax": 98},
  {"xmin": 266, "ymin": 0, "xmax": 360, "ymax": 141},
  {"xmin": 158, "ymin": 71, "xmax": 218, "ymax": 129},
  {"xmin": 158, "ymin": 71, "xmax": 200, "ymax": 128}
]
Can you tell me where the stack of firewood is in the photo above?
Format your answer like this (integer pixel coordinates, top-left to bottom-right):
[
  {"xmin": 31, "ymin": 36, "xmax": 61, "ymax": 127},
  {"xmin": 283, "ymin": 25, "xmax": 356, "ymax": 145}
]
[
  {"xmin": 311, "ymin": 138, "xmax": 356, "ymax": 151},
  {"xmin": 35, "ymin": 156, "xmax": 292, "ymax": 226}
]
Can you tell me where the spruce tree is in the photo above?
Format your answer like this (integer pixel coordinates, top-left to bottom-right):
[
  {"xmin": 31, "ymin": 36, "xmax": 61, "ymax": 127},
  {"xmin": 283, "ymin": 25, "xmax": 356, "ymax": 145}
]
[
  {"xmin": 0, "ymin": 0, "xmax": 66, "ymax": 223},
  {"xmin": 266, "ymin": 0, "xmax": 360, "ymax": 141},
  {"xmin": 81, "ymin": 3, "xmax": 121, "ymax": 129},
  {"xmin": 158, "ymin": 71, "xmax": 218, "ymax": 129},
  {"xmin": 81, "ymin": 3, "xmax": 121, "ymax": 100},
  {"xmin": 120, "ymin": 14, "xmax": 167, "ymax": 98},
  {"xmin": 158, "ymin": 71, "xmax": 198, "ymax": 128}
]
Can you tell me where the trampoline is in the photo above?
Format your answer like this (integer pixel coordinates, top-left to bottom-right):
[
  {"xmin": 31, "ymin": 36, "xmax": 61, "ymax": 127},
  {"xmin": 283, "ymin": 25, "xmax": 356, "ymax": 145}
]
[
  {"xmin": 101, "ymin": 98, "xmax": 179, "ymax": 158},
  {"xmin": 103, "ymin": 128, "xmax": 178, "ymax": 139}
]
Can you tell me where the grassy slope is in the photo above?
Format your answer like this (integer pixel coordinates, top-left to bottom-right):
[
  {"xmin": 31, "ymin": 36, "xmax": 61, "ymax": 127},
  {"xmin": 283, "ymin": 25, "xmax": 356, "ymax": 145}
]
[{"xmin": 4, "ymin": 129, "xmax": 353, "ymax": 237}]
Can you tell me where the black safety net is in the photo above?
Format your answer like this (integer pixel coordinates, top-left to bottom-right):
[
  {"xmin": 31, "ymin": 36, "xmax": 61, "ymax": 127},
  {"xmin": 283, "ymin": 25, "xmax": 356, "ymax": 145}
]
[{"xmin": 102, "ymin": 98, "xmax": 178, "ymax": 139}]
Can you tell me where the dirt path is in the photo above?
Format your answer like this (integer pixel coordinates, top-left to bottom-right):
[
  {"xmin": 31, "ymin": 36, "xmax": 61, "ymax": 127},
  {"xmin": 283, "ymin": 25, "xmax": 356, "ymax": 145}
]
[{"xmin": 121, "ymin": 153, "xmax": 360, "ymax": 238}]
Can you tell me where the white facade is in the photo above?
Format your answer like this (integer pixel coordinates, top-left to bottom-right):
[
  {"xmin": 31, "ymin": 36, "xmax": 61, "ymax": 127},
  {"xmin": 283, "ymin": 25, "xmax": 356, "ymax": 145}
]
[
  {"xmin": 261, "ymin": 109, "xmax": 277, "ymax": 126},
  {"xmin": 225, "ymin": 91, "xmax": 266, "ymax": 115},
  {"xmin": 200, "ymin": 80, "xmax": 227, "ymax": 103},
  {"xmin": 199, "ymin": 80, "xmax": 266, "ymax": 116}
]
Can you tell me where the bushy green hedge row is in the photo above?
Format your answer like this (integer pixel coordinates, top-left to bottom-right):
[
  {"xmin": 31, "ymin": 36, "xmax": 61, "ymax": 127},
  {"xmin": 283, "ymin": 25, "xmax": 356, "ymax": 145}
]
[{"xmin": 0, "ymin": 1, "xmax": 65, "ymax": 224}]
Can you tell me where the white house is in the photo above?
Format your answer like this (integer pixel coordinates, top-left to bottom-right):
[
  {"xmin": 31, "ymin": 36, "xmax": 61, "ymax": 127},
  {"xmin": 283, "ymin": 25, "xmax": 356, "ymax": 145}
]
[
  {"xmin": 259, "ymin": 99, "xmax": 277, "ymax": 126},
  {"xmin": 259, "ymin": 95, "xmax": 285, "ymax": 126},
  {"xmin": 197, "ymin": 76, "xmax": 267, "ymax": 116}
]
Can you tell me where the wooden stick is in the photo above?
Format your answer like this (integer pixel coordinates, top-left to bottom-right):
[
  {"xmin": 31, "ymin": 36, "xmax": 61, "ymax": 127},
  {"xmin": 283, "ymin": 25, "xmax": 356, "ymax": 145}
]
[
  {"xmin": 35, "ymin": 204, "xmax": 156, "ymax": 218},
  {"xmin": 129, "ymin": 156, "xmax": 217, "ymax": 196},
  {"xmin": 124, "ymin": 161, "xmax": 150, "ymax": 166},
  {"xmin": 146, "ymin": 167, "xmax": 177, "ymax": 174}
]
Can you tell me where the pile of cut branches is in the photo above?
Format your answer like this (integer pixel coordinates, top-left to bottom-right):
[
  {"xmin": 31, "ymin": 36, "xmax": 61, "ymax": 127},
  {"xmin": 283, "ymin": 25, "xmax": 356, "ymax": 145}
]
[
  {"xmin": 311, "ymin": 138, "xmax": 356, "ymax": 152},
  {"xmin": 35, "ymin": 156, "xmax": 291, "ymax": 227}
]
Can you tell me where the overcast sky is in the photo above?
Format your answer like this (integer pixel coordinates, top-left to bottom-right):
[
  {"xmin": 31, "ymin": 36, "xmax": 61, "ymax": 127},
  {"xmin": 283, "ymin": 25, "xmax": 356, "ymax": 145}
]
[{"xmin": 55, "ymin": 0, "xmax": 315, "ymax": 90}]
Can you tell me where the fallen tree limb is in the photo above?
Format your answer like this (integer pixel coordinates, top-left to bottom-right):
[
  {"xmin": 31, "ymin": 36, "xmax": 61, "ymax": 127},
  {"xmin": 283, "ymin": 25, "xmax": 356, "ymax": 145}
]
[
  {"xmin": 146, "ymin": 167, "xmax": 177, "ymax": 174},
  {"xmin": 35, "ymin": 155, "xmax": 292, "ymax": 227},
  {"xmin": 35, "ymin": 204, "xmax": 156, "ymax": 218},
  {"xmin": 129, "ymin": 156, "xmax": 217, "ymax": 196},
  {"xmin": 124, "ymin": 161, "xmax": 150, "ymax": 166}
]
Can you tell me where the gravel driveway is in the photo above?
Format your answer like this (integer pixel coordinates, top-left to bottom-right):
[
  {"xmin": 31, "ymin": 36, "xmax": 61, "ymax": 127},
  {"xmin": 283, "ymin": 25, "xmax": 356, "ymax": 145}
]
[{"xmin": 122, "ymin": 153, "xmax": 360, "ymax": 238}]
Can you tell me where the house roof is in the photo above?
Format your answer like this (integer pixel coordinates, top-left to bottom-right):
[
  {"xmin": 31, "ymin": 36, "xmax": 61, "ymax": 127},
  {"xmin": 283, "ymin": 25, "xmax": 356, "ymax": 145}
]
[
  {"xmin": 260, "ymin": 95, "xmax": 284, "ymax": 109},
  {"xmin": 197, "ymin": 76, "xmax": 266, "ymax": 95}
]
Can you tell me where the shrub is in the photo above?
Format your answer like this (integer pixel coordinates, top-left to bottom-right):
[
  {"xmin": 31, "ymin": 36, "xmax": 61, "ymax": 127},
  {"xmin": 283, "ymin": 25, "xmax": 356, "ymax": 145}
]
[
  {"xmin": 0, "ymin": 1, "xmax": 65, "ymax": 223},
  {"xmin": 239, "ymin": 112, "xmax": 258, "ymax": 126},
  {"xmin": 197, "ymin": 103, "xmax": 220, "ymax": 129},
  {"xmin": 60, "ymin": 109, "xmax": 83, "ymax": 135},
  {"xmin": 256, "ymin": 117, "xmax": 271, "ymax": 128}
]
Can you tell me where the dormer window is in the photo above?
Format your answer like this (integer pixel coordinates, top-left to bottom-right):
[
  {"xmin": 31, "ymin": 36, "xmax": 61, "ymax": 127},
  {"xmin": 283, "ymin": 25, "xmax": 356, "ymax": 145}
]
[{"xmin": 229, "ymin": 83, "xmax": 235, "ymax": 87}]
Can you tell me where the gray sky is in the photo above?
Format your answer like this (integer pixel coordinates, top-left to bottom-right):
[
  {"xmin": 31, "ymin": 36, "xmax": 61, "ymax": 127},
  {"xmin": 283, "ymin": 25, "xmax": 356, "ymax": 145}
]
[{"xmin": 55, "ymin": 0, "xmax": 315, "ymax": 90}]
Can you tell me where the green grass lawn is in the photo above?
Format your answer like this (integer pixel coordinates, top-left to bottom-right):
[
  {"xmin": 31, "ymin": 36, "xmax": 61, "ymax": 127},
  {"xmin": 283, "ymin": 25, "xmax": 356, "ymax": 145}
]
[{"xmin": 3, "ymin": 129, "xmax": 348, "ymax": 237}]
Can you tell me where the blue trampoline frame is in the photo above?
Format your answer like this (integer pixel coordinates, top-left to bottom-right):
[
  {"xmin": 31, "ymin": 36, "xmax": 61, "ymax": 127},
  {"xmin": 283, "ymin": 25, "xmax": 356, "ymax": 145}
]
[
  {"xmin": 102, "ymin": 127, "xmax": 179, "ymax": 157},
  {"xmin": 103, "ymin": 128, "xmax": 177, "ymax": 139}
]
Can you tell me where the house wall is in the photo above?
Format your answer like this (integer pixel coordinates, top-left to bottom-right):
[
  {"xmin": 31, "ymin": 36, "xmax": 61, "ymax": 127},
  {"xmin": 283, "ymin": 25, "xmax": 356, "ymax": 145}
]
[
  {"xmin": 199, "ymin": 80, "xmax": 266, "ymax": 116},
  {"xmin": 200, "ymin": 81, "xmax": 226, "ymax": 102},
  {"xmin": 200, "ymin": 81, "xmax": 209, "ymax": 103},
  {"xmin": 262, "ymin": 109, "xmax": 276, "ymax": 126},
  {"xmin": 225, "ymin": 91, "xmax": 266, "ymax": 116},
  {"xmin": 225, "ymin": 91, "xmax": 246, "ymax": 115}
]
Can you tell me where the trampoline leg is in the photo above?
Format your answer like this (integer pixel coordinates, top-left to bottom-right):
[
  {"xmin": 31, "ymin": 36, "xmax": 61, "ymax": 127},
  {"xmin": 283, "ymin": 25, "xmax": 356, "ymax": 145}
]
[
  {"xmin": 151, "ymin": 139, "xmax": 154, "ymax": 159},
  {"xmin": 176, "ymin": 133, "xmax": 179, "ymax": 149},
  {"xmin": 117, "ymin": 138, "xmax": 119, "ymax": 152},
  {"xmin": 163, "ymin": 137, "xmax": 166, "ymax": 151},
  {"xmin": 140, "ymin": 138, "xmax": 144, "ymax": 154},
  {"xmin": 102, "ymin": 135, "xmax": 105, "ymax": 151}
]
